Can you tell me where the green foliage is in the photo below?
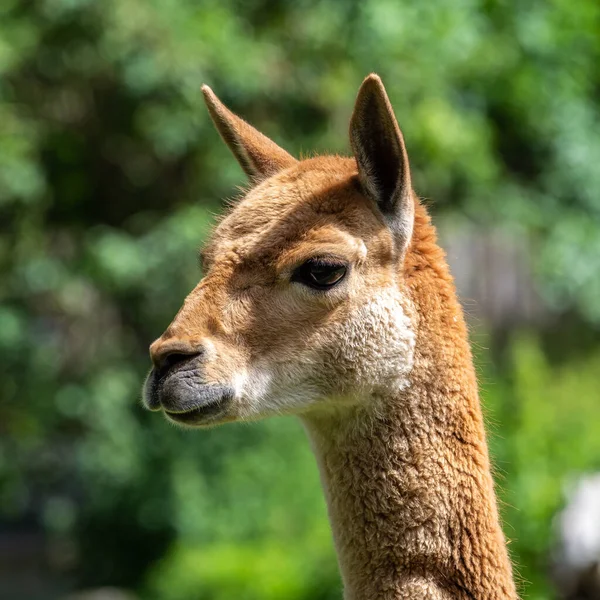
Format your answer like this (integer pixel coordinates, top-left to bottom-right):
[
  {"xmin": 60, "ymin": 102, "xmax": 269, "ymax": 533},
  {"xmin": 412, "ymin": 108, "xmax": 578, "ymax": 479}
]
[
  {"xmin": 142, "ymin": 417, "xmax": 341, "ymax": 599},
  {"xmin": 147, "ymin": 537, "xmax": 339, "ymax": 600},
  {"xmin": 0, "ymin": 0, "xmax": 599, "ymax": 598},
  {"xmin": 484, "ymin": 336, "xmax": 600, "ymax": 598}
]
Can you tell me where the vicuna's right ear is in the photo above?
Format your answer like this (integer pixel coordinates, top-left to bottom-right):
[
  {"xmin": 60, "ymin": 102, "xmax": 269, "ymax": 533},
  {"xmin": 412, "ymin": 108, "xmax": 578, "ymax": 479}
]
[
  {"xmin": 350, "ymin": 74, "xmax": 414, "ymax": 249},
  {"xmin": 202, "ymin": 85, "xmax": 297, "ymax": 183}
]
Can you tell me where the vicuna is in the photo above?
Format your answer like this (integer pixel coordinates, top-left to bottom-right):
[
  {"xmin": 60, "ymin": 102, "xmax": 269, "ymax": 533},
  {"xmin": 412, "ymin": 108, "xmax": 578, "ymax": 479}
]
[{"xmin": 143, "ymin": 75, "xmax": 518, "ymax": 599}]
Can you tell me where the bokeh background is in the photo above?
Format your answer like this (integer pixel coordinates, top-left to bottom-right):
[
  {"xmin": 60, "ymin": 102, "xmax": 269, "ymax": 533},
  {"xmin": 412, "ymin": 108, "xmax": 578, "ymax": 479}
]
[{"xmin": 2, "ymin": 0, "xmax": 600, "ymax": 599}]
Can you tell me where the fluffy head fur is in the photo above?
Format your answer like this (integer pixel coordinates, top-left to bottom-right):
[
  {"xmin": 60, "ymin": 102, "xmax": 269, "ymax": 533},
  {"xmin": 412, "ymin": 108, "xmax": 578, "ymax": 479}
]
[
  {"xmin": 147, "ymin": 157, "xmax": 416, "ymax": 424},
  {"xmin": 143, "ymin": 74, "xmax": 518, "ymax": 599}
]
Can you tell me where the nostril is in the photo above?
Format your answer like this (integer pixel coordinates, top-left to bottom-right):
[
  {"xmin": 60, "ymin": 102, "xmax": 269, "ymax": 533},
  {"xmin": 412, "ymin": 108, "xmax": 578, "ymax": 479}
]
[
  {"xmin": 161, "ymin": 352, "xmax": 195, "ymax": 371},
  {"xmin": 150, "ymin": 340, "xmax": 203, "ymax": 372}
]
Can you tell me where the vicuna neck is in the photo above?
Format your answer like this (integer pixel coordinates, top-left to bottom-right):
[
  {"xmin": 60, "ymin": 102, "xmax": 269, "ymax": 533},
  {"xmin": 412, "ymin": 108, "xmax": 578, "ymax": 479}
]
[{"xmin": 302, "ymin": 203, "xmax": 517, "ymax": 600}]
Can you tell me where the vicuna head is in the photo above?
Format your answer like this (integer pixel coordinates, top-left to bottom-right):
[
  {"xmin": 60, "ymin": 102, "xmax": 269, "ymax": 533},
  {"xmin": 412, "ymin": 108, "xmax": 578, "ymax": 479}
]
[{"xmin": 143, "ymin": 75, "xmax": 419, "ymax": 426}]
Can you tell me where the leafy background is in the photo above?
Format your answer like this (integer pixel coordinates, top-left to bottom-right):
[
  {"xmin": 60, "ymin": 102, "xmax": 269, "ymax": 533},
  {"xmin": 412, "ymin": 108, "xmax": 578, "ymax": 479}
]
[{"xmin": 1, "ymin": 0, "xmax": 599, "ymax": 598}]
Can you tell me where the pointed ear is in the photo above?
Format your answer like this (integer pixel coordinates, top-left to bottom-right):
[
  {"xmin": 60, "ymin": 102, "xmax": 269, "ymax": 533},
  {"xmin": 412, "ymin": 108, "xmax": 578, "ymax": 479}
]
[
  {"xmin": 201, "ymin": 85, "xmax": 297, "ymax": 183},
  {"xmin": 350, "ymin": 74, "xmax": 414, "ymax": 248}
]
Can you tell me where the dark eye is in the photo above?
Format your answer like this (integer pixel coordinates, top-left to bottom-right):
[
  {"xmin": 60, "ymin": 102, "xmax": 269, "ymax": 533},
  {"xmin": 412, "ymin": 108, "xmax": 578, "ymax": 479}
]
[{"xmin": 291, "ymin": 259, "xmax": 348, "ymax": 290}]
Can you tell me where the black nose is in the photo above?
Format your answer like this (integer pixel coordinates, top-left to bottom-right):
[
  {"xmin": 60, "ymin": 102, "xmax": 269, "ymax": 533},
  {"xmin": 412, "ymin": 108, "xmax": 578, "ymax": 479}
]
[{"xmin": 150, "ymin": 339, "xmax": 202, "ymax": 373}]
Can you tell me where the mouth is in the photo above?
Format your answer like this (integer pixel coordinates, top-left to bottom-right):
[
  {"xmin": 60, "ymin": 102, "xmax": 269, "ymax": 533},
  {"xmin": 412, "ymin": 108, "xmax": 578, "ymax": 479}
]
[
  {"xmin": 143, "ymin": 369, "xmax": 234, "ymax": 426},
  {"xmin": 163, "ymin": 395, "xmax": 228, "ymax": 425}
]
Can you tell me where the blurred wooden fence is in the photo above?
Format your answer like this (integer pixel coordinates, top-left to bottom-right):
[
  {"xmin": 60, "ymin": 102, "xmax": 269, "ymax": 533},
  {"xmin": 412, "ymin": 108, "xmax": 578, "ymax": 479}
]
[{"xmin": 438, "ymin": 219, "xmax": 545, "ymax": 328}]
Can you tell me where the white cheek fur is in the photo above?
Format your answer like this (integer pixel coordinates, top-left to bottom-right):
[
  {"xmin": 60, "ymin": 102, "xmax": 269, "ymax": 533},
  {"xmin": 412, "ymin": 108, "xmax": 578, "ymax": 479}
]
[
  {"xmin": 232, "ymin": 288, "xmax": 415, "ymax": 416},
  {"xmin": 232, "ymin": 368, "xmax": 272, "ymax": 414},
  {"xmin": 331, "ymin": 289, "xmax": 416, "ymax": 393}
]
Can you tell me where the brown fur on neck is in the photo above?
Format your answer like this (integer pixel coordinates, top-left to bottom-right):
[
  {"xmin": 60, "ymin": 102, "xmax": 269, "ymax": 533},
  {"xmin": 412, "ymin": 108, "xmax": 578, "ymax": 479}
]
[{"xmin": 303, "ymin": 199, "xmax": 518, "ymax": 599}]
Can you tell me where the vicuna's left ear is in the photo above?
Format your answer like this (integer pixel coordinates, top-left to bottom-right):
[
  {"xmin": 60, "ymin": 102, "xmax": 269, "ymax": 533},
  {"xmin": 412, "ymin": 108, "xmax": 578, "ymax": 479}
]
[
  {"xmin": 350, "ymin": 74, "xmax": 414, "ymax": 248},
  {"xmin": 202, "ymin": 85, "xmax": 297, "ymax": 183}
]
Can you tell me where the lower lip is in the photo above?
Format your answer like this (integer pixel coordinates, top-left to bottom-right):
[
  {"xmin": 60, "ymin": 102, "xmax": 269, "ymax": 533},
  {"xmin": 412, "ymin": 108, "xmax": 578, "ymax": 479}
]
[{"xmin": 163, "ymin": 399, "xmax": 225, "ymax": 424}]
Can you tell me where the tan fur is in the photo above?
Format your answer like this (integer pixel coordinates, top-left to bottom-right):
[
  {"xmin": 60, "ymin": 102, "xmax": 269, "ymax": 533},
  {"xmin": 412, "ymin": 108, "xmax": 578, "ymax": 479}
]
[{"xmin": 145, "ymin": 75, "xmax": 518, "ymax": 599}]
